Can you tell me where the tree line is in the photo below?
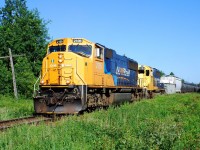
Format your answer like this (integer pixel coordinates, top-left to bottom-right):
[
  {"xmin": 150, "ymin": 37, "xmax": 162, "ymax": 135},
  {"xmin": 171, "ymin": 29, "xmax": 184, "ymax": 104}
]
[{"xmin": 0, "ymin": 0, "xmax": 49, "ymax": 97}]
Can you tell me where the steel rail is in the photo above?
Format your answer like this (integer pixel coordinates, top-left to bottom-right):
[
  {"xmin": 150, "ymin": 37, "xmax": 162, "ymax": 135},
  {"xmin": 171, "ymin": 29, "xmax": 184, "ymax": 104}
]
[{"xmin": 0, "ymin": 116, "xmax": 52, "ymax": 131}]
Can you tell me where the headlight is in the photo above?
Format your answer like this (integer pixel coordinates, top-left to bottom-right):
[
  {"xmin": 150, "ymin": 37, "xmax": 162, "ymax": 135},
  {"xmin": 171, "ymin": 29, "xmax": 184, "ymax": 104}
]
[{"xmin": 58, "ymin": 59, "xmax": 63, "ymax": 63}]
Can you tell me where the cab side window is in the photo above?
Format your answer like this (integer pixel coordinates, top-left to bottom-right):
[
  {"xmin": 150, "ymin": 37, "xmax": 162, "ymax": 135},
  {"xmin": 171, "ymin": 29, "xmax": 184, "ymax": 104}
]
[
  {"xmin": 96, "ymin": 47, "xmax": 103, "ymax": 59},
  {"xmin": 146, "ymin": 70, "xmax": 150, "ymax": 76}
]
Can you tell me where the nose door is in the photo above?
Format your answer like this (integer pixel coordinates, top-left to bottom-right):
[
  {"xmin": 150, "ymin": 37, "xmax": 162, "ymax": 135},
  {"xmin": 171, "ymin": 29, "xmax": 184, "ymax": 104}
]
[{"xmin": 48, "ymin": 54, "xmax": 59, "ymax": 85}]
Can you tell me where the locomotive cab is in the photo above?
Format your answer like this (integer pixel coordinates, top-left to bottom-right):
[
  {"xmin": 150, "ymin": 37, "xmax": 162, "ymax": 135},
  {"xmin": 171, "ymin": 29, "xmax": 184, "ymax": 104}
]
[
  {"xmin": 138, "ymin": 65, "xmax": 154, "ymax": 90},
  {"xmin": 39, "ymin": 38, "xmax": 110, "ymax": 87}
]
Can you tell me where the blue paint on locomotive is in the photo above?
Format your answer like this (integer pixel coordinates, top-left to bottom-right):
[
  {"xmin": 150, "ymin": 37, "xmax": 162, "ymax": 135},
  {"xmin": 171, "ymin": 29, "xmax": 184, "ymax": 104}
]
[
  {"xmin": 104, "ymin": 47, "xmax": 138, "ymax": 86},
  {"xmin": 153, "ymin": 68, "xmax": 164, "ymax": 89}
]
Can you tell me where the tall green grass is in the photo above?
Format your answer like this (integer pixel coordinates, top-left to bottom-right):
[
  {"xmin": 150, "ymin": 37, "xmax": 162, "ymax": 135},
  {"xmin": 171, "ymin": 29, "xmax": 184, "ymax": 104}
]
[
  {"xmin": 0, "ymin": 95, "xmax": 33, "ymax": 120},
  {"xmin": 1, "ymin": 93, "xmax": 200, "ymax": 149}
]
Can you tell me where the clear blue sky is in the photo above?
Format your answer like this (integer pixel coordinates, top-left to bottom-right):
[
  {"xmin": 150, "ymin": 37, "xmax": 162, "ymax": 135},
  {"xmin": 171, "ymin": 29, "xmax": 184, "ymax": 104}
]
[{"xmin": 1, "ymin": 0, "xmax": 200, "ymax": 83}]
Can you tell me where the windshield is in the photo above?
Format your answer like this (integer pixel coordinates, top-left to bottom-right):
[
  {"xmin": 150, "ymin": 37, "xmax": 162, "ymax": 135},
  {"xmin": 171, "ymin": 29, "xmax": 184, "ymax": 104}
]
[
  {"xmin": 49, "ymin": 45, "xmax": 66, "ymax": 53},
  {"xmin": 138, "ymin": 70, "xmax": 144, "ymax": 74},
  {"xmin": 69, "ymin": 45, "xmax": 92, "ymax": 57}
]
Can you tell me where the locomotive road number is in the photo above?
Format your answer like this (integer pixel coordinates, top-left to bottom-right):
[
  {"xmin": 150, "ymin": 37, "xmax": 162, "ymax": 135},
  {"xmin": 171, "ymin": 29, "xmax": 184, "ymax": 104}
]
[
  {"xmin": 73, "ymin": 39, "xmax": 83, "ymax": 43},
  {"xmin": 56, "ymin": 39, "xmax": 64, "ymax": 44},
  {"xmin": 61, "ymin": 64, "xmax": 72, "ymax": 67},
  {"xmin": 50, "ymin": 64, "xmax": 57, "ymax": 67}
]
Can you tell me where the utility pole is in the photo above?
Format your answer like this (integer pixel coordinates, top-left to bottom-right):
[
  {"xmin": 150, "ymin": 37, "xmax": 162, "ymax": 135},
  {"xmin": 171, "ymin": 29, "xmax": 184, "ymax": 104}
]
[
  {"xmin": 0, "ymin": 48, "xmax": 24, "ymax": 99},
  {"xmin": 9, "ymin": 48, "xmax": 18, "ymax": 99}
]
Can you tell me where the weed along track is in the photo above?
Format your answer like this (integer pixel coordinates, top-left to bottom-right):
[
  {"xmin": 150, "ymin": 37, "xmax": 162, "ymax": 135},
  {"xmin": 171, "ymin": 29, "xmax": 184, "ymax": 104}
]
[{"xmin": 0, "ymin": 116, "xmax": 52, "ymax": 131}]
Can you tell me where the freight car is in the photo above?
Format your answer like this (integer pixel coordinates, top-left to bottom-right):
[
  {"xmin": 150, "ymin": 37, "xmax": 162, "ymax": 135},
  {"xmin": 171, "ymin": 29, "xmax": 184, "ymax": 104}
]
[
  {"xmin": 160, "ymin": 75, "xmax": 199, "ymax": 93},
  {"xmin": 181, "ymin": 82, "xmax": 200, "ymax": 93},
  {"xmin": 160, "ymin": 75, "xmax": 182, "ymax": 94},
  {"xmin": 33, "ymin": 38, "xmax": 142, "ymax": 114}
]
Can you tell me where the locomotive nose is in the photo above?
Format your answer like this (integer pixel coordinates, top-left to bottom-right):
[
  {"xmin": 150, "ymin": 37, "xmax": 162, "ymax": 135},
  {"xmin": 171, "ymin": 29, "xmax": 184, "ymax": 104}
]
[{"xmin": 45, "ymin": 52, "xmax": 74, "ymax": 86}]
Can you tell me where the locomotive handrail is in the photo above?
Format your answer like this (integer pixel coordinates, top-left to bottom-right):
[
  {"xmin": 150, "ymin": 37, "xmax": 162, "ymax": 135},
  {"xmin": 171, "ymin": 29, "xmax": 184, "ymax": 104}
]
[
  {"xmin": 75, "ymin": 58, "xmax": 87, "ymax": 85},
  {"xmin": 76, "ymin": 58, "xmax": 87, "ymax": 100},
  {"xmin": 33, "ymin": 75, "xmax": 41, "ymax": 97}
]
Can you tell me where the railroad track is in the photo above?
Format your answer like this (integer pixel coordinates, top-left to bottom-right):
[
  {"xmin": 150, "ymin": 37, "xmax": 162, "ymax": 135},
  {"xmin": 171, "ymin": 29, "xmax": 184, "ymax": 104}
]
[{"xmin": 0, "ymin": 116, "xmax": 52, "ymax": 131}]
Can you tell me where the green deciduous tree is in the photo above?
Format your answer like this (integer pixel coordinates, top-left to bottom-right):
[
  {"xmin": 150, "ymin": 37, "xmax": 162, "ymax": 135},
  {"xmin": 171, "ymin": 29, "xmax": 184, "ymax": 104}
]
[
  {"xmin": 0, "ymin": 0, "xmax": 49, "ymax": 97},
  {"xmin": 0, "ymin": 60, "xmax": 12, "ymax": 94},
  {"xmin": 160, "ymin": 70, "xmax": 165, "ymax": 77},
  {"xmin": 15, "ymin": 57, "xmax": 36, "ymax": 97}
]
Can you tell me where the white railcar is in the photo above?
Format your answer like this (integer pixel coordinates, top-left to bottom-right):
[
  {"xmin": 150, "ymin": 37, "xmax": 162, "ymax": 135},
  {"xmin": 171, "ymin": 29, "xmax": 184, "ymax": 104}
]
[
  {"xmin": 160, "ymin": 75, "xmax": 182, "ymax": 94},
  {"xmin": 175, "ymin": 77, "xmax": 182, "ymax": 93}
]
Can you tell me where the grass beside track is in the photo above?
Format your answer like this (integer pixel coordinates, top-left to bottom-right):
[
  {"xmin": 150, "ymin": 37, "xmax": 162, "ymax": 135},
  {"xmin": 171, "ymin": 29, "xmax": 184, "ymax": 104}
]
[
  {"xmin": 1, "ymin": 93, "xmax": 200, "ymax": 149},
  {"xmin": 0, "ymin": 95, "xmax": 34, "ymax": 120}
]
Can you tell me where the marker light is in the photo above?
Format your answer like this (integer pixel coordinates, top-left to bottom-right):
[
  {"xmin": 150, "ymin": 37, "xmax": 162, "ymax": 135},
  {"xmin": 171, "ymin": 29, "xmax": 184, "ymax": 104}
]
[
  {"xmin": 40, "ymin": 80, "xmax": 44, "ymax": 84},
  {"xmin": 58, "ymin": 55, "xmax": 63, "ymax": 59}
]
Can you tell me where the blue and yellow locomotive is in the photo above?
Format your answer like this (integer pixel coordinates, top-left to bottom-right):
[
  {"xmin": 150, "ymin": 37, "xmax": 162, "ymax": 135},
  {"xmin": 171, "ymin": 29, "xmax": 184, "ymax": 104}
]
[{"xmin": 33, "ymin": 38, "xmax": 164, "ymax": 114}]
